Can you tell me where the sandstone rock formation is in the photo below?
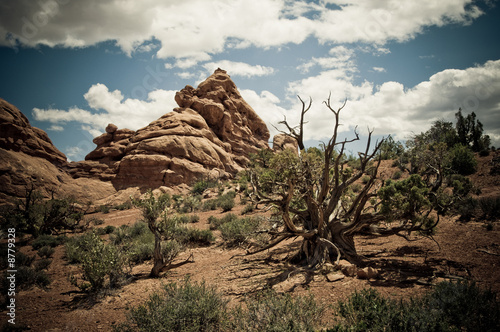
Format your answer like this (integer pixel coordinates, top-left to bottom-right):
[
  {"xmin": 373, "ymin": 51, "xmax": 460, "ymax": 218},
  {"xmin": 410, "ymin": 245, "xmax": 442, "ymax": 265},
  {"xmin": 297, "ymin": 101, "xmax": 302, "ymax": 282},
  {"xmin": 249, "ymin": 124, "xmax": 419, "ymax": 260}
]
[
  {"xmin": 0, "ymin": 98, "xmax": 66, "ymax": 165},
  {"xmin": 272, "ymin": 133, "xmax": 299, "ymax": 154},
  {"xmin": 79, "ymin": 68, "xmax": 271, "ymax": 189},
  {"xmin": 0, "ymin": 98, "xmax": 116, "ymax": 205}
]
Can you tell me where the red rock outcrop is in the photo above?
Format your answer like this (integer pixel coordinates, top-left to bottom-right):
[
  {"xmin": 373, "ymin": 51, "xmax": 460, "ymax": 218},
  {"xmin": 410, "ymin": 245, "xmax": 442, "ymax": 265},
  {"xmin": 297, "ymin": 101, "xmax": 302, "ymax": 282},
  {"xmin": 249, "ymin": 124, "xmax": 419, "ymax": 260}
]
[
  {"xmin": 79, "ymin": 68, "xmax": 271, "ymax": 189},
  {"xmin": 0, "ymin": 98, "xmax": 66, "ymax": 165},
  {"xmin": 0, "ymin": 98, "xmax": 116, "ymax": 205},
  {"xmin": 272, "ymin": 133, "xmax": 299, "ymax": 154}
]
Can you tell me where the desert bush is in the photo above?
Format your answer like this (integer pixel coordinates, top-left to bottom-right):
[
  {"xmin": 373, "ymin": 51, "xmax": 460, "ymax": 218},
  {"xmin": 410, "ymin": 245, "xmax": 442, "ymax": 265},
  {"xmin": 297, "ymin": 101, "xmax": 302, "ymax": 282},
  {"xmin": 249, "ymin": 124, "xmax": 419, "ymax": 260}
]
[
  {"xmin": 15, "ymin": 266, "xmax": 51, "ymax": 290},
  {"xmin": 180, "ymin": 195, "xmax": 202, "ymax": 213},
  {"xmin": 37, "ymin": 246, "xmax": 55, "ymax": 259},
  {"xmin": 217, "ymin": 194, "xmax": 235, "ymax": 212},
  {"xmin": 69, "ymin": 231, "xmax": 127, "ymax": 292},
  {"xmin": 117, "ymin": 279, "xmax": 325, "ymax": 332},
  {"xmin": 34, "ymin": 258, "xmax": 52, "ymax": 271},
  {"xmin": 202, "ymin": 199, "xmax": 218, "ymax": 211},
  {"xmin": 119, "ymin": 278, "xmax": 230, "ymax": 332},
  {"xmin": 241, "ymin": 203, "xmax": 254, "ymax": 215},
  {"xmin": 98, "ymin": 205, "xmax": 111, "ymax": 214},
  {"xmin": 449, "ymin": 144, "xmax": 477, "ymax": 175},
  {"xmin": 218, "ymin": 217, "xmax": 261, "ymax": 246},
  {"xmin": 173, "ymin": 227, "xmax": 215, "ymax": 246},
  {"xmin": 477, "ymin": 195, "xmax": 500, "ymax": 221},
  {"xmin": 15, "ymin": 252, "xmax": 36, "ymax": 267},
  {"xmin": 189, "ymin": 214, "xmax": 200, "ymax": 223},
  {"xmin": 191, "ymin": 177, "xmax": 219, "ymax": 195},
  {"xmin": 126, "ymin": 231, "xmax": 155, "ymax": 264},
  {"xmin": 103, "ymin": 225, "xmax": 116, "ymax": 234},
  {"xmin": 115, "ymin": 201, "xmax": 133, "ymax": 210},
  {"xmin": 232, "ymin": 290, "xmax": 324, "ymax": 332},
  {"xmin": 1, "ymin": 186, "xmax": 84, "ymax": 237},
  {"xmin": 329, "ymin": 281, "xmax": 500, "ymax": 332},
  {"xmin": 31, "ymin": 234, "xmax": 67, "ymax": 249},
  {"xmin": 208, "ymin": 213, "xmax": 238, "ymax": 230},
  {"xmin": 0, "ymin": 254, "xmax": 51, "ymax": 293}
]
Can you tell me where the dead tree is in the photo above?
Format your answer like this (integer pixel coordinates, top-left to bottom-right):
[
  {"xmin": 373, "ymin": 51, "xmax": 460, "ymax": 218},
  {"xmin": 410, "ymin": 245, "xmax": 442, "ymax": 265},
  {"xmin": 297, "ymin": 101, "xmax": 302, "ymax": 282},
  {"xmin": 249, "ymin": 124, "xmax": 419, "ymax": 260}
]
[{"xmin": 247, "ymin": 95, "xmax": 445, "ymax": 270}]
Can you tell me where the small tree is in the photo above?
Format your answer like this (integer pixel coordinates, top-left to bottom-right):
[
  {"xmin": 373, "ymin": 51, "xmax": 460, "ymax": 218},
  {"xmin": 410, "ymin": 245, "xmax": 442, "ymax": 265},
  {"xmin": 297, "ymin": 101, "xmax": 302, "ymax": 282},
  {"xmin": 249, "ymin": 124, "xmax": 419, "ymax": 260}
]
[
  {"xmin": 248, "ymin": 96, "xmax": 467, "ymax": 268},
  {"xmin": 249, "ymin": 96, "xmax": 389, "ymax": 267},
  {"xmin": 455, "ymin": 109, "xmax": 490, "ymax": 153},
  {"xmin": 132, "ymin": 190, "xmax": 193, "ymax": 277}
]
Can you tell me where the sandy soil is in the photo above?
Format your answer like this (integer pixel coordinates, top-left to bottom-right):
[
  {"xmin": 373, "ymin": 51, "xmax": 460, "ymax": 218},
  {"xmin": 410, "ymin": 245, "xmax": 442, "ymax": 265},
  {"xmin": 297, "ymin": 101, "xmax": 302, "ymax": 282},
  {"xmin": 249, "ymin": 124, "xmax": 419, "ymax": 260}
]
[{"xmin": 2, "ymin": 153, "xmax": 499, "ymax": 331}]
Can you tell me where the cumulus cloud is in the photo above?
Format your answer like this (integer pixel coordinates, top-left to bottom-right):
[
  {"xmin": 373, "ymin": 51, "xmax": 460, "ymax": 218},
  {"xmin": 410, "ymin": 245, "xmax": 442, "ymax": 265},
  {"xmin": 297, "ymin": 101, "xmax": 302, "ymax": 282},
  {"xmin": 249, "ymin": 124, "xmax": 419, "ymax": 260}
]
[
  {"xmin": 33, "ymin": 84, "xmax": 178, "ymax": 136},
  {"xmin": 203, "ymin": 61, "xmax": 275, "ymax": 78},
  {"xmin": 0, "ymin": 0, "xmax": 483, "ymax": 63},
  {"xmin": 282, "ymin": 60, "xmax": 500, "ymax": 146}
]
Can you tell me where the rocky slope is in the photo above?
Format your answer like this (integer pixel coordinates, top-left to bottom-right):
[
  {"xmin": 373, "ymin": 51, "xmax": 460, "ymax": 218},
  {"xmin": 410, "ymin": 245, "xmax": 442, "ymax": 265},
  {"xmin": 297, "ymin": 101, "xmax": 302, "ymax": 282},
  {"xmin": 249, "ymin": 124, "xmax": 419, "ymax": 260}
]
[
  {"xmin": 1, "ymin": 69, "xmax": 273, "ymax": 204},
  {"xmin": 75, "ymin": 68, "xmax": 270, "ymax": 189},
  {"xmin": 0, "ymin": 99, "xmax": 116, "ymax": 205}
]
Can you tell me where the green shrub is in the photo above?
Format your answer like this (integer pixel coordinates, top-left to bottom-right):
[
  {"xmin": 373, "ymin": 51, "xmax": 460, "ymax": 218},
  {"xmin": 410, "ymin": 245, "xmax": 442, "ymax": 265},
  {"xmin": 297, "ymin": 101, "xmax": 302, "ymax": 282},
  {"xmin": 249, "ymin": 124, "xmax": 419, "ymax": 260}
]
[
  {"xmin": 15, "ymin": 266, "xmax": 51, "ymax": 290},
  {"xmin": 87, "ymin": 216, "xmax": 105, "ymax": 226},
  {"xmin": 478, "ymin": 196, "xmax": 500, "ymax": 221},
  {"xmin": 120, "ymin": 278, "xmax": 230, "ymax": 332},
  {"xmin": 208, "ymin": 213, "xmax": 238, "ymax": 230},
  {"xmin": 115, "ymin": 201, "xmax": 132, "ymax": 210},
  {"xmin": 181, "ymin": 196, "xmax": 201, "ymax": 213},
  {"xmin": 174, "ymin": 227, "xmax": 215, "ymax": 246},
  {"xmin": 98, "ymin": 205, "xmax": 111, "ymax": 214},
  {"xmin": 392, "ymin": 170, "xmax": 403, "ymax": 179},
  {"xmin": 217, "ymin": 195, "xmax": 235, "ymax": 212},
  {"xmin": 329, "ymin": 281, "xmax": 500, "ymax": 332},
  {"xmin": 37, "ymin": 246, "xmax": 55, "ymax": 259},
  {"xmin": 126, "ymin": 231, "xmax": 155, "ymax": 264},
  {"xmin": 70, "ymin": 231, "xmax": 126, "ymax": 292},
  {"xmin": 189, "ymin": 214, "xmax": 200, "ymax": 223},
  {"xmin": 34, "ymin": 258, "xmax": 52, "ymax": 271},
  {"xmin": 103, "ymin": 225, "xmax": 116, "ymax": 234},
  {"xmin": 191, "ymin": 178, "xmax": 218, "ymax": 195},
  {"xmin": 449, "ymin": 144, "xmax": 477, "ymax": 175},
  {"xmin": 242, "ymin": 203, "xmax": 255, "ymax": 215},
  {"xmin": 15, "ymin": 252, "xmax": 36, "ymax": 267},
  {"xmin": 219, "ymin": 217, "xmax": 260, "ymax": 246},
  {"xmin": 1, "ymin": 187, "xmax": 84, "ymax": 237},
  {"xmin": 202, "ymin": 199, "xmax": 218, "ymax": 211},
  {"xmin": 232, "ymin": 290, "xmax": 324, "ymax": 332},
  {"xmin": 31, "ymin": 234, "xmax": 66, "ymax": 249}
]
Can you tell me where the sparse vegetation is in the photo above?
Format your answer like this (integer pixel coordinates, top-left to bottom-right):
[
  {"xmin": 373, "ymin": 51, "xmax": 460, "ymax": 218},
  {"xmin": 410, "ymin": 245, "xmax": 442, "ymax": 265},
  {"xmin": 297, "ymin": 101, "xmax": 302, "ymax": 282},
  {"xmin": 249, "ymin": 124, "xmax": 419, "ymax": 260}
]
[
  {"xmin": 117, "ymin": 278, "xmax": 324, "ymax": 332},
  {"xmin": 329, "ymin": 281, "xmax": 500, "ymax": 331}
]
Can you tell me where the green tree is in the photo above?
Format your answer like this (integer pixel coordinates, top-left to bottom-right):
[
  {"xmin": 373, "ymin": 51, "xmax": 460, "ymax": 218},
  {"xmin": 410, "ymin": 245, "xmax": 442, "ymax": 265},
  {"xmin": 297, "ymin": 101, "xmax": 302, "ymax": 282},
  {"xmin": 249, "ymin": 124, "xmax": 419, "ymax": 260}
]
[
  {"xmin": 455, "ymin": 109, "xmax": 490, "ymax": 153},
  {"xmin": 132, "ymin": 190, "xmax": 192, "ymax": 277}
]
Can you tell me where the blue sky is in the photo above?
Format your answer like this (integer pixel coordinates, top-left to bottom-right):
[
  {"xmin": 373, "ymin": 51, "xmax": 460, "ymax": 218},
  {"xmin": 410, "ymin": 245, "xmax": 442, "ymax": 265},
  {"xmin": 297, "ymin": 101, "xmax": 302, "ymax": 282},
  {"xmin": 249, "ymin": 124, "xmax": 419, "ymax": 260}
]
[{"xmin": 1, "ymin": 0, "xmax": 499, "ymax": 161}]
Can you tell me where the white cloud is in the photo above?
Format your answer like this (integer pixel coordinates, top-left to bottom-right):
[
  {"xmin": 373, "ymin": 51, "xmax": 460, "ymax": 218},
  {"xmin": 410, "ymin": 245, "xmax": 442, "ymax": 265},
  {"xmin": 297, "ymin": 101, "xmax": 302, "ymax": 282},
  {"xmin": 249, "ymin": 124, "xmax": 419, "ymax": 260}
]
[
  {"xmin": 240, "ymin": 89, "xmax": 290, "ymax": 139},
  {"xmin": 47, "ymin": 124, "xmax": 64, "ymax": 131},
  {"xmin": 284, "ymin": 60, "xmax": 500, "ymax": 146},
  {"xmin": 372, "ymin": 67, "xmax": 386, "ymax": 72},
  {"xmin": 32, "ymin": 84, "xmax": 178, "ymax": 137},
  {"xmin": 0, "ymin": 0, "xmax": 483, "ymax": 61},
  {"xmin": 203, "ymin": 61, "xmax": 275, "ymax": 78},
  {"xmin": 65, "ymin": 146, "xmax": 84, "ymax": 162},
  {"xmin": 298, "ymin": 45, "xmax": 356, "ymax": 73}
]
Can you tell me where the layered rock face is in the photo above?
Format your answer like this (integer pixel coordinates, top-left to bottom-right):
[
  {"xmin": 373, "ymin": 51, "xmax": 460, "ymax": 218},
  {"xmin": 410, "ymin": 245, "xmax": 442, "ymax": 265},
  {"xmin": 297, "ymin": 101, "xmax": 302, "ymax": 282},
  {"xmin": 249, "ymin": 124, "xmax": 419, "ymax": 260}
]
[
  {"xmin": 0, "ymin": 99, "xmax": 66, "ymax": 165},
  {"xmin": 80, "ymin": 69, "xmax": 270, "ymax": 189},
  {"xmin": 0, "ymin": 98, "xmax": 116, "ymax": 205}
]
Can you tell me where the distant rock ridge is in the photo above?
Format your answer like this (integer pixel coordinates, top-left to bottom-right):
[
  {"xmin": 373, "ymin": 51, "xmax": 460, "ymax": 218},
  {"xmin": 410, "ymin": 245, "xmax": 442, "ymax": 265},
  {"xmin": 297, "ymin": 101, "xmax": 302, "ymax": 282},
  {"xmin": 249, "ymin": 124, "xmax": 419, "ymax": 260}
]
[
  {"xmin": 0, "ymin": 98, "xmax": 115, "ymax": 205},
  {"xmin": 0, "ymin": 98, "xmax": 66, "ymax": 165},
  {"xmin": 73, "ymin": 68, "xmax": 271, "ymax": 189}
]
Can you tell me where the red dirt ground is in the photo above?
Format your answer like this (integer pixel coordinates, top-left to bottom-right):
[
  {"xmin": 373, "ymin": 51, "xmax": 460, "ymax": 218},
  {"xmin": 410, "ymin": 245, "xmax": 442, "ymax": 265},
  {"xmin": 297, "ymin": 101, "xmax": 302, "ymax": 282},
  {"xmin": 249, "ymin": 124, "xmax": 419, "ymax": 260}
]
[{"xmin": 2, "ymin": 152, "xmax": 499, "ymax": 331}]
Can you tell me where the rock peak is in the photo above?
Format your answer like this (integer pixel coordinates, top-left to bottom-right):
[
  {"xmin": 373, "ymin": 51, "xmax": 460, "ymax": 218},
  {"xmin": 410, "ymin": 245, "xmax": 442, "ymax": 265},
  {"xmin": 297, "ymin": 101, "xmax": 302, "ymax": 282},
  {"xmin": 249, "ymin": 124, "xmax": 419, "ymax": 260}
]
[{"xmin": 78, "ymin": 69, "xmax": 270, "ymax": 189}]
